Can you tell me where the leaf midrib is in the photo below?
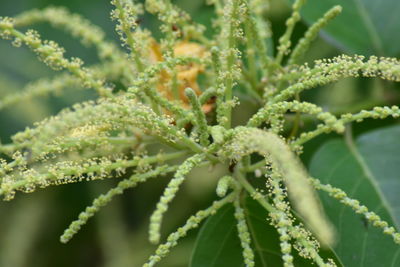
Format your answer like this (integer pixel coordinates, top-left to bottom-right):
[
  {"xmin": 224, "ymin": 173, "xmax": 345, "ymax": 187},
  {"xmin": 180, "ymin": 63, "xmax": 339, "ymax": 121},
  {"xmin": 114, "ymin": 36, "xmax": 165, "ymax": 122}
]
[
  {"xmin": 353, "ymin": 0, "xmax": 384, "ymax": 55},
  {"xmin": 345, "ymin": 132, "xmax": 399, "ymax": 230},
  {"xmin": 245, "ymin": 210, "xmax": 270, "ymax": 267},
  {"xmin": 207, "ymin": 207, "xmax": 236, "ymax": 267}
]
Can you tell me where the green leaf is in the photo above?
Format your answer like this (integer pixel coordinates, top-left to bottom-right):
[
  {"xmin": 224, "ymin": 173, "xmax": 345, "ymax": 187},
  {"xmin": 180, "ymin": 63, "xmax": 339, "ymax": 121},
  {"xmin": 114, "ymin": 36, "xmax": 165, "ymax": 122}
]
[
  {"xmin": 190, "ymin": 197, "xmax": 341, "ymax": 266},
  {"xmin": 309, "ymin": 125, "xmax": 400, "ymax": 266},
  {"xmin": 296, "ymin": 0, "xmax": 400, "ymax": 56}
]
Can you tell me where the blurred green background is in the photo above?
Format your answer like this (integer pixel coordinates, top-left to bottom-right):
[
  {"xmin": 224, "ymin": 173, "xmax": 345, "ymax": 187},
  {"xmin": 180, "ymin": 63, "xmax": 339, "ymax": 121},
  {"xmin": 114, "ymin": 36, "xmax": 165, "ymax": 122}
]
[{"xmin": 0, "ymin": 1, "xmax": 399, "ymax": 266}]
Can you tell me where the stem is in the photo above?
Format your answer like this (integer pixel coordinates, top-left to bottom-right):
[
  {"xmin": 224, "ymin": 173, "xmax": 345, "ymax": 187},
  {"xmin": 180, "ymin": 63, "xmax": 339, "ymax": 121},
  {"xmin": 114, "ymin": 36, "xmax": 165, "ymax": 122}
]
[
  {"xmin": 288, "ymin": 93, "xmax": 301, "ymax": 139},
  {"xmin": 171, "ymin": 72, "xmax": 180, "ymax": 101},
  {"xmin": 223, "ymin": 0, "xmax": 239, "ymax": 129},
  {"xmin": 185, "ymin": 88, "xmax": 210, "ymax": 146},
  {"xmin": 198, "ymin": 87, "xmax": 216, "ymax": 105},
  {"xmin": 244, "ymin": 17, "xmax": 258, "ymax": 92},
  {"xmin": 235, "ymin": 168, "xmax": 274, "ymax": 213},
  {"xmin": 275, "ymin": 0, "xmax": 305, "ymax": 65},
  {"xmin": 144, "ymin": 192, "xmax": 236, "ymax": 267},
  {"xmin": 236, "ymin": 168, "xmax": 328, "ymax": 266},
  {"xmin": 344, "ymin": 123, "xmax": 354, "ymax": 147},
  {"xmin": 0, "ymin": 151, "xmax": 189, "ymax": 197},
  {"xmin": 244, "ymin": 160, "xmax": 265, "ymax": 173},
  {"xmin": 113, "ymin": 0, "xmax": 145, "ymax": 72},
  {"xmin": 241, "ymin": 68, "xmax": 262, "ymax": 101}
]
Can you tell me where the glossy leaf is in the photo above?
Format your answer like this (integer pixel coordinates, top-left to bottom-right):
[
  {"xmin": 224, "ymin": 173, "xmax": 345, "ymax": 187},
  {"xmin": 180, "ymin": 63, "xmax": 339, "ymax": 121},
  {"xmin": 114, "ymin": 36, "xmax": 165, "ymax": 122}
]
[
  {"xmin": 296, "ymin": 0, "xmax": 400, "ymax": 56},
  {"xmin": 190, "ymin": 197, "xmax": 341, "ymax": 266},
  {"xmin": 309, "ymin": 125, "xmax": 400, "ymax": 266}
]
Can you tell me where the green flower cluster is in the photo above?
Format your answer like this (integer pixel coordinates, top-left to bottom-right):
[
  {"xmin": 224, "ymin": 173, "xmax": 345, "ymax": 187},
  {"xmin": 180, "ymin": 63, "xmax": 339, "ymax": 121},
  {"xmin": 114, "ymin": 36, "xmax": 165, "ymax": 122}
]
[{"xmin": 1, "ymin": 0, "xmax": 400, "ymax": 266}]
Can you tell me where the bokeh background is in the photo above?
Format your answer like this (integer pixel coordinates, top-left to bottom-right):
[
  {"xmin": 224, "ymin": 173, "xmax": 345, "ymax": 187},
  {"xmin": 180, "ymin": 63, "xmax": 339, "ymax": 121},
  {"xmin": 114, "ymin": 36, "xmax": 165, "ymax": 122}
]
[{"xmin": 0, "ymin": 1, "xmax": 399, "ymax": 266}]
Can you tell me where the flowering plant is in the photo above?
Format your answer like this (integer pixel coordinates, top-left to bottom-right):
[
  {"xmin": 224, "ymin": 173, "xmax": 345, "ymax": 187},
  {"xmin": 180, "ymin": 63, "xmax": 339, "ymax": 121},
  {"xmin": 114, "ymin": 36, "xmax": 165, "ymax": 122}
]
[{"xmin": 1, "ymin": 0, "xmax": 400, "ymax": 266}]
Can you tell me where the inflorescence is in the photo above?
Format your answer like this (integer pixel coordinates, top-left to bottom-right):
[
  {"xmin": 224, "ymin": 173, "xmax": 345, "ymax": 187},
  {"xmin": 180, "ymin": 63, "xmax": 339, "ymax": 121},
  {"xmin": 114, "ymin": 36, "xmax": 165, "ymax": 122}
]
[{"xmin": 1, "ymin": 0, "xmax": 400, "ymax": 266}]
